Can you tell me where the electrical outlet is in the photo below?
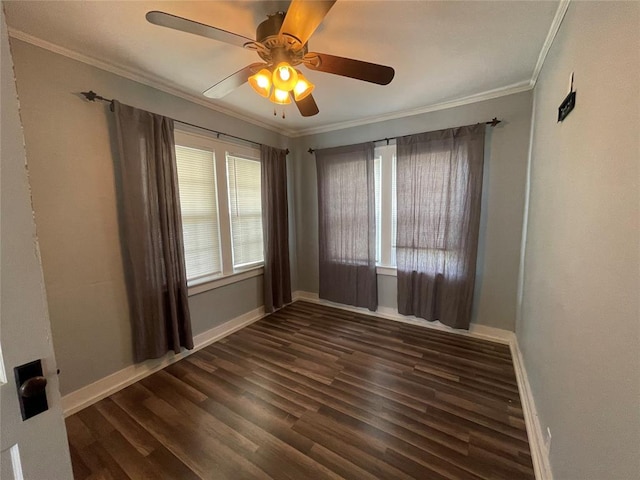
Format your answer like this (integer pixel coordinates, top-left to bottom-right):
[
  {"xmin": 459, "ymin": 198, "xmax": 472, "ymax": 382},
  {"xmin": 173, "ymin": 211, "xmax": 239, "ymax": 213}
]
[{"xmin": 544, "ymin": 427, "xmax": 552, "ymax": 454}]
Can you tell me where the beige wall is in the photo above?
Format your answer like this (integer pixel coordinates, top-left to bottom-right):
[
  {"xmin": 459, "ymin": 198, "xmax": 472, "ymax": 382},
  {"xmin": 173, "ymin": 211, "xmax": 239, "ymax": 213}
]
[
  {"xmin": 519, "ymin": 2, "xmax": 640, "ymax": 478},
  {"xmin": 10, "ymin": 39, "xmax": 290, "ymax": 395},
  {"xmin": 292, "ymin": 91, "xmax": 533, "ymax": 331}
]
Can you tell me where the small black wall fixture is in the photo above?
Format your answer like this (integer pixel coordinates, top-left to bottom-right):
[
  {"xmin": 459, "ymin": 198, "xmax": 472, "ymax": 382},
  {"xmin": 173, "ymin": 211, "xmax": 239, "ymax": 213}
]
[{"xmin": 558, "ymin": 73, "xmax": 577, "ymax": 122}]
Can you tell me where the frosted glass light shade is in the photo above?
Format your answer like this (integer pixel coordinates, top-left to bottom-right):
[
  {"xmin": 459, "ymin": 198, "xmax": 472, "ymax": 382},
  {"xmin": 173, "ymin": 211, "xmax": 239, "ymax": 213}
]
[
  {"xmin": 248, "ymin": 69, "xmax": 272, "ymax": 98},
  {"xmin": 272, "ymin": 62, "xmax": 298, "ymax": 92},
  {"xmin": 269, "ymin": 88, "xmax": 292, "ymax": 105},
  {"xmin": 293, "ymin": 73, "xmax": 315, "ymax": 101}
]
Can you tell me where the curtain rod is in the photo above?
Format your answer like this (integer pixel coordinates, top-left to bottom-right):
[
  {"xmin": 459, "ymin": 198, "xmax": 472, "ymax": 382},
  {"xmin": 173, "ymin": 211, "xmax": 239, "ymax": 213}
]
[
  {"xmin": 80, "ymin": 91, "xmax": 289, "ymax": 155},
  {"xmin": 306, "ymin": 117, "xmax": 502, "ymax": 154}
]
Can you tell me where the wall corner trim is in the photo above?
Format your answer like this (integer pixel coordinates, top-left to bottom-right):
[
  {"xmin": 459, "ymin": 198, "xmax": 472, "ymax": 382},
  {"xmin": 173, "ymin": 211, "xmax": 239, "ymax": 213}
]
[
  {"xmin": 530, "ymin": 0, "xmax": 571, "ymax": 87},
  {"xmin": 61, "ymin": 306, "xmax": 266, "ymax": 416}
]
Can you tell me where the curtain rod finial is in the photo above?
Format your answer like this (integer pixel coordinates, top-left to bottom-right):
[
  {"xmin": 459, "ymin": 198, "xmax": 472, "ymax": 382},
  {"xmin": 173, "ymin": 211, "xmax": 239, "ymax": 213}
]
[{"xmin": 81, "ymin": 90, "xmax": 98, "ymax": 102}]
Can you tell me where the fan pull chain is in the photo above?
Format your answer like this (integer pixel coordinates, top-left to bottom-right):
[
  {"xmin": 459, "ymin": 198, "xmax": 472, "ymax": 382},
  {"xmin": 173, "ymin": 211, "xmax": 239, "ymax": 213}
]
[{"xmin": 272, "ymin": 108, "xmax": 286, "ymax": 119}]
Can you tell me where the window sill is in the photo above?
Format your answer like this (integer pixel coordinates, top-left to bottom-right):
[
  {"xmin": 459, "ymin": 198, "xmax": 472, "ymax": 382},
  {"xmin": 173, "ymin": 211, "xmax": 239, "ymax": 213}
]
[
  {"xmin": 376, "ymin": 266, "xmax": 397, "ymax": 277},
  {"xmin": 187, "ymin": 266, "xmax": 264, "ymax": 296}
]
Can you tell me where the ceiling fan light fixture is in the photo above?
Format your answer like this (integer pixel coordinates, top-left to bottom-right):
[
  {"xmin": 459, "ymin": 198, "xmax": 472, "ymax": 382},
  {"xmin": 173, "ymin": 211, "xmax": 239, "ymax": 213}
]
[
  {"xmin": 270, "ymin": 88, "xmax": 292, "ymax": 105},
  {"xmin": 293, "ymin": 72, "xmax": 315, "ymax": 101},
  {"xmin": 272, "ymin": 62, "xmax": 298, "ymax": 92},
  {"xmin": 248, "ymin": 68, "xmax": 272, "ymax": 98}
]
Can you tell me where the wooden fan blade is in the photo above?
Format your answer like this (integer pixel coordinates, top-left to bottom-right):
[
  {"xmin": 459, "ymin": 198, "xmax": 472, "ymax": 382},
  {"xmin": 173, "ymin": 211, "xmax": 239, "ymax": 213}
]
[
  {"xmin": 203, "ymin": 63, "xmax": 265, "ymax": 98},
  {"xmin": 146, "ymin": 11, "xmax": 253, "ymax": 48},
  {"xmin": 293, "ymin": 93, "xmax": 319, "ymax": 117},
  {"xmin": 279, "ymin": 0, "xmax": 336, "ymax": 45},
  {"xmin": 304, "ymin": 53, "xmax": 395, "ymax": 85}
]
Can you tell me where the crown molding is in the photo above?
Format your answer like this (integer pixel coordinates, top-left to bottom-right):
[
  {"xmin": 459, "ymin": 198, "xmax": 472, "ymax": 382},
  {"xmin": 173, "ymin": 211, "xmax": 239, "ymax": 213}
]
[
  {"xmin": 530, "ymin": 0, "xmax": 571, "ymax": 87},
  {"xmin": 8, "ymin": 0, "xmax": 570, "ymax": 139},
  {"xmin": 7, "ymin": 28, "xmax": 298, "ymax": 137},
  {"xmin": 289, "ymin": 0, "xmax": 570, "ymax": 138},
  {"xmin": 289, "ymin": 81, "xmax": 533, "ymax": 138}
]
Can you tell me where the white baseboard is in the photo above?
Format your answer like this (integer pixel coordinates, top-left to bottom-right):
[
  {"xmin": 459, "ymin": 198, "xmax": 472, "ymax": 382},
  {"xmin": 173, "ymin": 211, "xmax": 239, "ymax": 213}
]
[
  {"xmin": 291, "ymin": 290, "xmax": 551, "ymax": 480},
  {"xmin": 292, "ymin": 290, "xmax": 320, "ymax": 303},
  {"xmin": 510, "ymin": 339, "xmax": 553, "ymax": 480},
  {"xmin": 292, "ymin": 290, "xmax": 514, "ymax": 344},
  {"xmin": 61, "ymin": 306, "xmax": 265, "ymax": 416}
]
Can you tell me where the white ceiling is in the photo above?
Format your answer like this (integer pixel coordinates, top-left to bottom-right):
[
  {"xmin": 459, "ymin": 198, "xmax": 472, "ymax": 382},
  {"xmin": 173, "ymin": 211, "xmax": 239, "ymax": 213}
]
[{"xmin": 4, "ymin": 1, "xmax": 559, "ymax": 136}]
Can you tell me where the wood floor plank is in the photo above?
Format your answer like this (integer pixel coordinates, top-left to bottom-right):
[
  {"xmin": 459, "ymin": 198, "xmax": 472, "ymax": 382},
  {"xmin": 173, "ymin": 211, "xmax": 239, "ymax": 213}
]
[
  {"xmin": 307, "ymin": 443, "xmax": 381, "ymax": 480},
  {"xmin": 74, "ymin": 441, "xmax": 130, "ymax": 480},
  {"xmin": 94, "ymin": 398, "xmax": 162, "ymax": 457},
  {"xmin": 66, "ymin": 301, "xmax": 533, "ymax": 479},
  {"xmin": 145, "ymin": 445, "xmax": 201, "ymax": 480},
  {"xmin": 68, "ymin": 444, "xmax": 92, "ymax": 480},
  {"xmin": 66, "ymin": 415, "xmax": 97, "ymax": 450},
  {"xmin": 292, "ymin": 414, "xmax": 416, "ymax": 480},
  {"xmin": 382, "ymin": 448, "xmax": 452, "ymax": 480},
  {"xmin": 97, "ymin": 429, "xmax": 164, "ymax": 480},
  {"xmin": 113, "ymin": 385, "xmax": 271, "ymax": 480}
]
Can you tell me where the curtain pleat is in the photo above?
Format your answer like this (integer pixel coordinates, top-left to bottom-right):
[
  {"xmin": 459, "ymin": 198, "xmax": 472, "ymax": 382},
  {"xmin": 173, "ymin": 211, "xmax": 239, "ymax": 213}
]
[
  {"xmin": 261, "ymin": 145, "xmax": 292, "ymax": 313},
  {"xmin": 396, "ymin": 124, "xmax": 485, "ymax": 329},
  {"xmin": 316, "ymin": 142, "xmax": 377, "ymax": 311},
  {"xmin": 113, "ymin": 101, "xmax": 193, "ymax": 362}
]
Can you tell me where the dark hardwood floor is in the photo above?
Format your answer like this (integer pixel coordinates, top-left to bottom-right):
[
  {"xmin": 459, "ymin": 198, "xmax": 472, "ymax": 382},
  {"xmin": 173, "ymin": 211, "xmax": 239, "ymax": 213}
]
[{"xmin": 66, "ymin": 301, "xmax": 534, "ymax": 480}]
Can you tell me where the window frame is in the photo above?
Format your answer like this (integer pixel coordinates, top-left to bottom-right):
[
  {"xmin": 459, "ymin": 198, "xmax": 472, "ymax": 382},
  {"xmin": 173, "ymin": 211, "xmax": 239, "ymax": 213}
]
[
  {"xmin": 375, "ymin": 143, "xmax": 397, "ymax": 270},
  {"xmin": 174, "ymin": 129, "xmax": 264, "ymax": 294}
]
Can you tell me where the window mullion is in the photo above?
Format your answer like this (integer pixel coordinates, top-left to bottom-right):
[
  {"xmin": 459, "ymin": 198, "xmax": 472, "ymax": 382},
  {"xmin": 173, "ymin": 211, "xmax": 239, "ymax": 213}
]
[{"xmin": 216, "ymin": 147, "xmax": 234, "ymax": 275}]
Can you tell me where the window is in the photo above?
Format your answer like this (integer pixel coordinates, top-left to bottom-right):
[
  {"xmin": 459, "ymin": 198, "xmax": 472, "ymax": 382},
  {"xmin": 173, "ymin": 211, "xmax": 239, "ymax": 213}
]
[
  {"xmin": 174, "ymin": 130, "xmax": 263, "ymax": 285},
  {"xmin": 374, "ymin": 144, "xmax": 397, "ymax": 267},
  {"xmin": 175, "ymin": 145, "xmax": 222, "ymax": 281},
  {"xmin": 227, "ymin": 155, "xmax": 263, "ymax": 268},
  {"xmin": 394, "ymin": 139, "xmax": 477, "ymax": 282},
  {"xmin": 322, "ymin": 159, "xmax": 370, "ymax": 265}
]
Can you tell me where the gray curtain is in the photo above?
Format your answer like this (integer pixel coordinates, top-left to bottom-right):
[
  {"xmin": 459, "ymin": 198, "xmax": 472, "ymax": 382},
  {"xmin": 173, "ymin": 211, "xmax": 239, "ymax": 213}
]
[
  {"xmin": 396, "ymin": 124, "xmax": 486, "ymax": 329},
  {"xmin": 261, "ymin": 145, "xmax": 292, "ymax": 313},
  {"xmin": 113, "ymin": 101, "xmax": 193, "ymax": 362},
  {"xmin": 316, "ymin": 142, "xmax": 377, "ymax": 311}
]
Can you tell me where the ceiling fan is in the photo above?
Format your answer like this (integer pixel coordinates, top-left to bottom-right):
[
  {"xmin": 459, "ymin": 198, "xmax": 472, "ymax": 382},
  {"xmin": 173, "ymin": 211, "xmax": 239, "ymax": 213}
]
[{"xmin": 146, "ymin": 0, "xmax": 395, "ymax": 117}]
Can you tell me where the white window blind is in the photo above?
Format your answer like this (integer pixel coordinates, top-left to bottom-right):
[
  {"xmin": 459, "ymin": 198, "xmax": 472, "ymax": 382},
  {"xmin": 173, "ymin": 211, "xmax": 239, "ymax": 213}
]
[
  {"xmin": 175, "ymin": 145, "xmax": 222, "ymax": 281},
  {"xmin": 226, "ymin": 155, "xmax": 264, "ymax": 268}
]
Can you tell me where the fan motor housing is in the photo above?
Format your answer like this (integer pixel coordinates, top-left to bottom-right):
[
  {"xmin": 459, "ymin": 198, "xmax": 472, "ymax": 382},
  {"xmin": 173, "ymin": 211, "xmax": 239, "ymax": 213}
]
[
  {"xmin": 256, "ymin": 12, "xmax": 286, "ymax": 42},
  {"xmin": 254, "ymin": 11, "xmax": 308, "ymax": 65}
]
